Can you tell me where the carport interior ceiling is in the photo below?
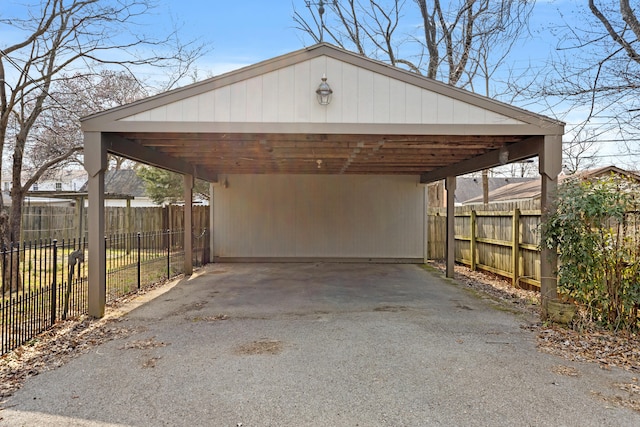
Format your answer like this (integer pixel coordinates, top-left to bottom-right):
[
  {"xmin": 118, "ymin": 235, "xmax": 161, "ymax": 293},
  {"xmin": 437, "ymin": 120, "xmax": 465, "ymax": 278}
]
[
  {"xmin": 114, "ymin": 132, "xmax": 527, "ymax": 176},
  {"xmin": 83, "ymin": 43, "xmax": 564, "ymax": 181}
]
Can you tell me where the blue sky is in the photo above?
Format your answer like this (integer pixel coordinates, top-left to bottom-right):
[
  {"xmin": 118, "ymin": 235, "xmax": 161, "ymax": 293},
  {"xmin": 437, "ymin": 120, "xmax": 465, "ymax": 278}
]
[
  {"xmin": 0, "ymin": 0, "xmax": 569, "ymax": 99},
  {"xmin": 162, "ymin": 1, "xmax": 305, "ymax": 75},
  {"xmin": 172, "ymin": 1, "xmax": 557, "ymax": 77},
  {"xmin": 1, "ymin": 0, "xmax": 636, "ymax": 169}
]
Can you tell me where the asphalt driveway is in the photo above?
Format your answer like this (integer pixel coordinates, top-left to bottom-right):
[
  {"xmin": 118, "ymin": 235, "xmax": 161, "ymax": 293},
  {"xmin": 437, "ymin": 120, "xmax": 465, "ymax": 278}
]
[{"xmin": 2, "ymin": 263, "xmax": 639, "ymax": 426}]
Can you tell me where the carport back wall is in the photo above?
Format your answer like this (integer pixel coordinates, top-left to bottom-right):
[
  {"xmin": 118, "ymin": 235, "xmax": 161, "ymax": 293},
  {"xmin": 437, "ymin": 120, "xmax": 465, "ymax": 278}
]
[{"xmin": 213, "ymin": 174, "xmax": 424, "ymax": 261}]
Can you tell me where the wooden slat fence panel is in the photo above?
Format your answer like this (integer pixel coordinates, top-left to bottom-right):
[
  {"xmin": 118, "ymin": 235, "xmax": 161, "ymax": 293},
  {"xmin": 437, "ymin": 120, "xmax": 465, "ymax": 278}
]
[
  {"xmin": 428, "ymin": 201, "xmax": 543, "ymax": 289},
  {"xmin": 427, "ymin": 207, "xmax": 447, "ymax": 260},
  {"xmin": 519, "ymin": 211, "xmax": 541, "ymax": 288},
  {"xmin": 22, "ymin": 206, "xmax": 77, "ymax": 242},
  {"xmin": 476, "ymin": 211, "xmax": 515, "ymax": 280},
  {"xmin": 427, "ymin": 198, "xmax": 639, "ymax": 290},
  {"xmin": 21, "ymin": 205, "xmax": 209, "ymax": 243}
]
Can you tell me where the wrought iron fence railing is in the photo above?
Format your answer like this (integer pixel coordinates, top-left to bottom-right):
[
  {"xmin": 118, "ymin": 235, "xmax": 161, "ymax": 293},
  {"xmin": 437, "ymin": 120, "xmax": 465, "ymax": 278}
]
[{"xmin": 1, "ymin": 228, "xmax": 208, "ymax": 356}]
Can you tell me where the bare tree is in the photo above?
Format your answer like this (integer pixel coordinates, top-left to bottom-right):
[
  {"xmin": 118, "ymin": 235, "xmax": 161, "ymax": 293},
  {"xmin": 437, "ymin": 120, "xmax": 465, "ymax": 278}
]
[
  {"xmin": 294, "ymin": 0, "xmax": 533, "ymax": 203},
  {"xmin": 524, "ymin": 1, "xmax": 640, "ymax": 170},
  {"xmin": 295, "ymin": 1, "xmax": 534, "ymax": 201},
  {"xmin": 294, "ymin": 0, "xmax": 533, "ymax": 89},
  {"xmin": 560, "ymin": 132, "xmax": 601, "ymax": 175},
  {"xmin": 0, "ymin": 0, "xmax": 204, "ymax": 291},
  {"xmin": 491, "ymin": 159, "xmax": 538, "ymax": 178},
  {"xmin": 27, "ymin": 70, "xmax": 148, "ymax": 188}
]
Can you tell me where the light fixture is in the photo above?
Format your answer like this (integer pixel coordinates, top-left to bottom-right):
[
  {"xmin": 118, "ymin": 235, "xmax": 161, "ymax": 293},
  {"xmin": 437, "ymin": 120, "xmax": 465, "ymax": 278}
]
[
  {"xmin": 306, "ymin": 1, "xmax": 328, "ymax": 41},
  {"xmin": 316, "ymin": 74, "xmax": 333, "ymax": 105},
  {"xmin": 498, "ymin": 147, "xmax": 509, "ymax": 165}
]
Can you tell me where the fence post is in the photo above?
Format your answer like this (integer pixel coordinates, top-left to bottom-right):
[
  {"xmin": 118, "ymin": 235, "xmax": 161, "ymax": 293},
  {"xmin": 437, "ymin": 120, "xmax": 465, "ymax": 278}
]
[
  {"xmin": 167, "ymin": 229, "xmax": 171, "ymax": 279},
  {"xmin": 1, "ymin": 244, "xmax": 5, "ymax": 300},
  {"xmin": 0, "ymin": 248, "xmax": 3, "ymax": 311},
  {"xmin": 137, "ymin": 232, "xmax": 141, "ymax": 290},
  {"xmin": 470, "ymin": 210, "xmax": 477, "ymax": 271},
  {"xmin": 511, "ymin": 208, "xmax": 521, "ymax": 287},
  {"xmin": 51, "ymin": 239, "xmax": 58, "ymax": 325},
  {"xmin": 125, "ymin": 199, "xmax": 132, "ymax": 255}
]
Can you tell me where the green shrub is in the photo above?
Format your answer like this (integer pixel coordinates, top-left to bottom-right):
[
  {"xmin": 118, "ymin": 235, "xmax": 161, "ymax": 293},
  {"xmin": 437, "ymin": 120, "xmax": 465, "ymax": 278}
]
[{"xmin": 541, "ymin": 174, "xmax": 640, "ymax": 330}]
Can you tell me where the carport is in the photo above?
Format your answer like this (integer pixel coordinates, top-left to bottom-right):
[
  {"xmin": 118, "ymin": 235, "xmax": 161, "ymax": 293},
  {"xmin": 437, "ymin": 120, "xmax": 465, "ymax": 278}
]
[{"xmin": 81, "ymin": 43, "xmax": 564, "ymax": 318}]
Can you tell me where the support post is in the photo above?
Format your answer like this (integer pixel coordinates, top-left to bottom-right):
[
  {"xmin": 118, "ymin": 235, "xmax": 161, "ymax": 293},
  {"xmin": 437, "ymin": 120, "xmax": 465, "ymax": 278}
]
[
  {"xmin": 470, "ymin": 210, "xmax": 477, "ymax": 271},
  {"xmin": 423, "ymin": 184, "xmax": 429, "ymax": 264},
  {"xmin": 184, "ymin": 174, "xmax": 193, "ymax": 275},
  {"xmin": 539, "ymin": 135, "xmax": 562, "ymax": 316},
  {"xmin": 511, "ymin": 208, "xmax": 520, "ymax": 286},
  {"xmin": 84, "ymin": 132, "xmax": 107, "ymax": 318},
  {"xmin": 445, "ymin": 176, "xmax": 456, "ymax": 278},
  {"xmin": 209, "ymin": 182, "xmax": 215, "ymax": 263}
]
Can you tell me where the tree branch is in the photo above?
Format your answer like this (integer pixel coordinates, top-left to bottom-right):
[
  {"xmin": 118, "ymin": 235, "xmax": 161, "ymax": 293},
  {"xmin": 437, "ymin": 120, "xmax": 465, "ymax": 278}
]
[
  {"xmin": 21, "ymin": 146, "xmax": 83, "ymax": 192},
  {"xmin": 589, "ymin": 0, "xmax": 640, "ymax": 62}
]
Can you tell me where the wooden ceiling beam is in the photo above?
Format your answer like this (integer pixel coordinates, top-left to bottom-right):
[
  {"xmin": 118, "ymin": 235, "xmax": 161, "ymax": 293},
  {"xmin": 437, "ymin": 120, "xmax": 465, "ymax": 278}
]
[
  {"xmin": 107, "ymin": 131, "xmax": 539, "ymax": 177},
  {"xmin": 419, "ymin": 136, "xmax": 543, "ymax": 183},
  {"xmin": 105, "ymin": 134, "xmax": 218, "ymax": 182},
  {"xmin": 154, "ymin": 146, "xmax": 490, "ymax": 156}
]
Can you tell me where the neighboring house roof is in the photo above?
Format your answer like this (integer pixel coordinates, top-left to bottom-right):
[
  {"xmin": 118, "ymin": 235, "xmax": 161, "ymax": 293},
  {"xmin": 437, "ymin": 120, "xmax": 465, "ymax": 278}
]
[
  {"xmin": 80, "ymin": 169, "xmax": 146, "ymax": 197},
  {"xmin": 38, "ymin": 168, "xmax": 88, "ymax": 184},
  {"xmin": 571, "ymin": 165, "xmax": 640, "ymax": 181},
  {"xmin": 456, "ymin": 177, "xmax": 536, "ymax": 204},
  {"xmin": 463, "ymin": 166, "xmax": 640, "ymax": 204}
]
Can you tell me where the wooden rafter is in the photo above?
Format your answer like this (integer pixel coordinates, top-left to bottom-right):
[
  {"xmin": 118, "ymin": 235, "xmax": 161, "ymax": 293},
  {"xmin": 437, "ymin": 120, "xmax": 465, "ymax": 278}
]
[{"xmin": 108, "ymin": 131, "xmax": 529, "ymax": 176}]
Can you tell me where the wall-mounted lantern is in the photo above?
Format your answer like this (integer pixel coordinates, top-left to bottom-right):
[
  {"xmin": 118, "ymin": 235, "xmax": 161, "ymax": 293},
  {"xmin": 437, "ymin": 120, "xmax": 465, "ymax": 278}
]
[{"xmin": 316, "ymin": 74, "xmax": 333, "ymax": 105}]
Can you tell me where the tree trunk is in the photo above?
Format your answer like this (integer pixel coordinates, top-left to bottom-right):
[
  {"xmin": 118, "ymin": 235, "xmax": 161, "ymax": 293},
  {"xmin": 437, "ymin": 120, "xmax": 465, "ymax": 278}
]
[
  {"xmin": 0, "ymin": 209, "xmax": 10, "ymax": 294},
  {"xmin": 0, "ymin": 216, "xmax": 21, "ymax": 293},
  {"xmin": 3, "ymin": 141, "xmax": 26, "ymax": 293},
  {"xmin": 416, "ymin": 0, "xmax": 440, "ymax": 79}
]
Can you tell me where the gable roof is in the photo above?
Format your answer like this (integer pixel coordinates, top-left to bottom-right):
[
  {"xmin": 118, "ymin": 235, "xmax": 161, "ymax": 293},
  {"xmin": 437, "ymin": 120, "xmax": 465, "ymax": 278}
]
[
  {"xmin": 463, "ymin": 166, "xmax": 640, "ymax": 204},
  {"xmin": 81, "ymin": 43, "xmax": 564, "ymax": 182},
  {"xmin": 83, "ymin": 43, "xmax": 562, "ymax": 131}
]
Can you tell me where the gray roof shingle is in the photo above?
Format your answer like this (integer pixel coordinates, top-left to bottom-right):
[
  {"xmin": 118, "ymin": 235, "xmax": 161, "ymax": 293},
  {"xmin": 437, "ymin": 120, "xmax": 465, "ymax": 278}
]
[{"xmin": 80, "ymin": 169, "xmax": 146, "ymax": 197}]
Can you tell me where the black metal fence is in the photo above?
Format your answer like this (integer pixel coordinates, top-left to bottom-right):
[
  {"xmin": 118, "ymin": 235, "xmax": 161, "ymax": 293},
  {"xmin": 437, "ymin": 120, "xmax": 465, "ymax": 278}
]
[{"xmin": 1, "ymin": 229, "xmax": 209, "ymax": 356}]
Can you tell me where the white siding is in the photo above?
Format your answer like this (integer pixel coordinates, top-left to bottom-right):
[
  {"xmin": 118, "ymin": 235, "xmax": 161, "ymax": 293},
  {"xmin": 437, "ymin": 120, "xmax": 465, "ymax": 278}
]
[
  {"xmin": 120, "ymin": 56, "xmax": 525, "ymax": 125},
  {"xmin": 197, "ymin": 92, "xmax": 215, "ymax": 121},
  {"xmin": 405, "ymin": 85, "xmax": 422, "ymax": 123},
  {"xmin": 338, "ymin": 60, "xmax": 359, "ymax": 123},
  {"xmin": 357, "ymin": 68, "xmax": 375, "ymax": 123},
  {"xmin": 229, "ymin": 80, "xmax": 247, "ymax": 122},
  {"xmin": 389, "ymin": 78, "xmax": 406, "ymax": 123},
  {"xmin": 277, "ymin": 66, "xmax": 295, "ymax": 120},
  {"xmin": 262, "ymin": 73, "xmax": 279, "ymax": 122},
  {"xmin": 166, "ymin": 99, "xmax": 184, "ymax": 121},
  {"xmin": 294, "ymin": 61, "xmax": 311, "ymax": 122},
  {"xmin": 214, "ymin": 175, "xmax": 424, "ymax": 259},
  {"xmin": 213, "ymin": 86, "xmax": 231, "ymax": 122},
  {"xmin": 373, "ymin": 72, "xmax": 390, "ymax": 123}
]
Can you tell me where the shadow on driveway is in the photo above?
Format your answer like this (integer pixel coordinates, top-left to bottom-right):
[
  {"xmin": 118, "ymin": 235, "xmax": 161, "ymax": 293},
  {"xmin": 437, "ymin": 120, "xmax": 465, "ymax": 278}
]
[{"xmin": 2, "ymin": 263, "xmax": 639, "ymax": 426}]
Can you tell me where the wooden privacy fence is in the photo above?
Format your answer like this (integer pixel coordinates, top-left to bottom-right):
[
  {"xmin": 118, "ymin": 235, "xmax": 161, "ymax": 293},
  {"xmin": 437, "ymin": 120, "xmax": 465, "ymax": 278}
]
[
  {"xmin": 428, "ymin": 200, "xmax": 543, "ymax": 289},
  {"xmin": 21, "ymin": 205, "xmax": 209, "ymax": 242},
  {"xmin": 104, "ymin": 205, "xmax": 209, "ymax": 236}
]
